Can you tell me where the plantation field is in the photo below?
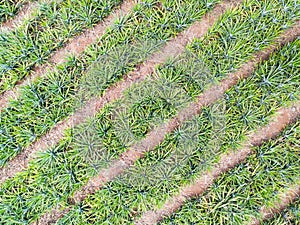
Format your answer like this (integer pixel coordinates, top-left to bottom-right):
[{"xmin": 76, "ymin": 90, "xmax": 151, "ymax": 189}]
[{"xmin": 0, "ymin": 0, "xmax": 299, "ymax": 224}]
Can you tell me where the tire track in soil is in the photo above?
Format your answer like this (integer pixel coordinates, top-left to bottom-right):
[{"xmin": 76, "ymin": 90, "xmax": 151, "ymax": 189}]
[
  {"xmin": 248, "ymin": 182, "xmax": 300, "ymax": 225},
  {"xmin": 0, "ymin": 1, "xmax": 38, "ymax": 32},
  {"xmin": 35, "ymin": 16, "xmax": 300, "ymax": 225},
  {"xmin": 32, "ymin": 1, "xmax": 239, "ymax": 224},
  {"xmin": 135, "ymin": 102, "xmax": 300, "ymax": 225},
  {"xmin": 0, "ymin": 0, "xmax": 136, "ymax": 110}
]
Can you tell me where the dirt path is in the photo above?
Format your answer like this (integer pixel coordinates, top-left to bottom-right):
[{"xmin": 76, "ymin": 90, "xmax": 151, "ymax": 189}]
[
  {"xmin": 0, "ymin": 0, "xmax": 136, "ymax": 110},
  {"xmin": 32, "ymin": 2, "xmax": 239, "ymax": 224},
  {"xmin": 34, "ymin": 13, "xmax": 300, "ymax": 225},
  {"xmin": 0, "ymin": 1, "xmax": 38, "ymax": 32},
  {"xmin": 248, "ymin": 182, "xmax": 300, "ymax": 225},
  {"xmin": 135, "ymin": 102, "xmax": 300, "ymax": 225}
]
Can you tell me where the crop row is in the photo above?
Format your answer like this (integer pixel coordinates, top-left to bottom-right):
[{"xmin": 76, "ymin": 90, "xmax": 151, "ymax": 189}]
[
  {"xmin": 0, "ymin": 0, "xmax": 123, "ymax": 92},
  {"xmin": 160, "ymin": 119, "xmax": 300, "ymax": 225},
  {"xmin": 1, "ymin": 11, "xmax": 300, "ymax": 224},
  {"xmin": 0, "ymin": 0, "xmax": 31, "ymax": 23},
  {"xmin": 0, "ymin": 0, "xmax": 219, "ymax": 165},
  {"xmin": 261, "ymin": 198, "xmax": 300, "ymax": 225},
  {"xmin": 1, "ymin": 0, "xmax": 299, "ymax": 168},
  {"xmin": 54, "ymin": 36, "xmax": 300, "ymax": 225}
]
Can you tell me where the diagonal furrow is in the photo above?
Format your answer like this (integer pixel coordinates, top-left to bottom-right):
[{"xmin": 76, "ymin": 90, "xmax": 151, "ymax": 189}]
[
  {"xmin": 135, "ymin": 101, "xmax": 300, "ymax": 225},
  {"xmin": 0, "ymin": 0, "xmax": 136, "ymax": 110},
  {"xmin": 248, "ymin": 182, "xmax": 300, "ymax": 225},
  {"xmin": 0, "ymin": 1, "xmax": 236, "ymax": 185},
  {"xmin": 37, "ymin": 18, "xmax": 300, "ymax": 225}
]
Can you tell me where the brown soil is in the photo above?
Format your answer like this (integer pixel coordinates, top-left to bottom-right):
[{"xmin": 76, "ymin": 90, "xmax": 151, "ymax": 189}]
[
  {"xmin": 0, "ymin": 0, "xmax": 136, "ymax": 110},
  {"xmin": 0, "ymin": 1, "xmax": 37, "ymax": 31},
  {"xmin": 31, "ymin": 208, "xmax": 71, "ymax": 225},
  {"xmin": 248, "ymin": 183, "xmax": 300, "ymax": 225},
  {"xmin": 135, "ymin": 102, "xmax": 300, "ymax": 225}
]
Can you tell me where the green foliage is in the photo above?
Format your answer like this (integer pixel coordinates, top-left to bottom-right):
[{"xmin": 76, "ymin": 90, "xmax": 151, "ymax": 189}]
[
  {"xmin": 0, "ymin": 0, "xmax": 123, "ymax": 92},
  {"xmin": 160, "ymin": 120, "xmax": 300, "ymax": 225},
  {"xmin": 56, "ymin": 32, "xmax": 300, "ymax": 225},
  {"xmin": 0, "ymin": 0, "xmax": 218, "ymax": 166},
  {"xmin": 1, "ymin": 0, "xmax": 300, "ymax": 224},
  {"xmin": 0, "ymin": 0, "xmax": 30, "ymax": 23},
  {"xmin": 189, "ymin": 0, "xmax": 300, "ymax": 80},
  {"xmin": 0, "ymin": 40, "xmax": 212, "ymax": 224},
  {"xmin": 112, "ymin": 75, "xmax": 192, "ymax": 145}
]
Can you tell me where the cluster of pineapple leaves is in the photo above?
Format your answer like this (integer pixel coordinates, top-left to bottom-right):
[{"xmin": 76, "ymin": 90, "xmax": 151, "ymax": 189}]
[{"xmin": 0, "ymin": 0, "xmax": 31, "ymax": 23}]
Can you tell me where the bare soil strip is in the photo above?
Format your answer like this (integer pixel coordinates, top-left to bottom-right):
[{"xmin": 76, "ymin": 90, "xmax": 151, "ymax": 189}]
[
  {"xmin": 0, "ymin": 1, "xmax": 237, "ymax": 187},
  {"xmin": 135, "ymin": 102, "xmax": 300, "ymax": 225},
  {"xmin": 0, "ymin": 0, "xmax": 136, "ymax": 110},
  {"xmin": 36, "ymin": 16, "xmax": 300, "ymax": 225},
  {"xmin": 33, "ymin": 2, "xmax": 238, "ymax": 224},
  {"xmin": 248, "ymin": 182, "xmax": 300, "ymax": 225},
  {"xmin": 0, "ymin": 1, "xmax": 38, "ymax": 32}
]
